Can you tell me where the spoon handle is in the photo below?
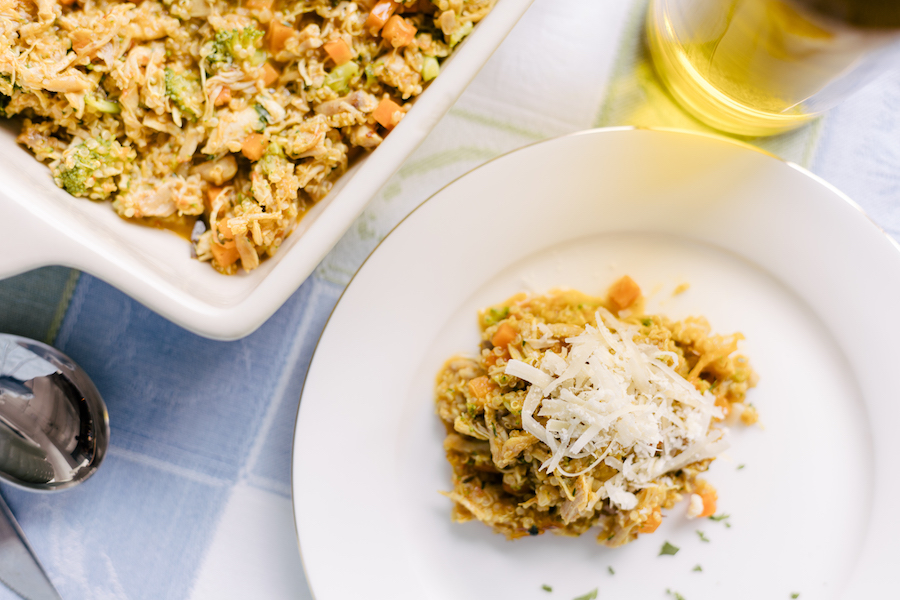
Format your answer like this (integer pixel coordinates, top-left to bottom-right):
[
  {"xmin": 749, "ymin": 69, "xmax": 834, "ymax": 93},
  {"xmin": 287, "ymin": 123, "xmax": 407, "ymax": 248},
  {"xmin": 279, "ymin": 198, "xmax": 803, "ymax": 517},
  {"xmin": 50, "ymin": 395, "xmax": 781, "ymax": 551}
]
[
  {"xmin": 0, "ymin": 422, "xmax": 54, "ymax": 486},
  {"xmin": 0, "ymin": 493, "xmax": 61, "ymax": 600}
]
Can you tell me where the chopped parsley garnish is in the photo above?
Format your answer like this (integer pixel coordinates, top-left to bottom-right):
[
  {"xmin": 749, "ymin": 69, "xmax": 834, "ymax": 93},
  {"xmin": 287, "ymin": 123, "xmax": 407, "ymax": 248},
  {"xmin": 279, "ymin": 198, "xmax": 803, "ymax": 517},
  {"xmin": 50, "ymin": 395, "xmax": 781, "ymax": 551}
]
[
  {"xmin": 693, "ymin": 565, "xmax": 703, "ymax": 572},
  {"xmin": 666, "ymin": 590, "xmax": 686, "ymax": 600},
  {"xmin": 363, "ymin": 64, "xmax": 376, "ymax": 86},
  {"xmin": 659, "ymin": 541, "xmax": 680, "ymax": 556},
  {"xmin": 573, "ymin": 589, "xmax": 597, "ymax": 600},
  {"xmin": 641, "ymin": 318, "xmax": 652, "ymax": 326},
  {"xmin": 791, "ymin": 594, "xmax": 800, "ymax": 599},
  {"xmin": 737, "ymin": 464, "xmax": 746, "ymax": 470},
  {"xmin": 541, "ymin": 584, "xmax": 552, "ymax": 592},
  {"xmin": 708, "ymin": 512, "xmax": 733, "ymax": 527},
  {"xmin": 696, "ymin": 530, "xmax": 710, "ymax": 542},
  {"xmin": 254, "ymin": 102, "xmax": 272, "ymax": 124},
  {"xmin": 607, "ymin": 566, "xmax": 615, "ymax": 575}
]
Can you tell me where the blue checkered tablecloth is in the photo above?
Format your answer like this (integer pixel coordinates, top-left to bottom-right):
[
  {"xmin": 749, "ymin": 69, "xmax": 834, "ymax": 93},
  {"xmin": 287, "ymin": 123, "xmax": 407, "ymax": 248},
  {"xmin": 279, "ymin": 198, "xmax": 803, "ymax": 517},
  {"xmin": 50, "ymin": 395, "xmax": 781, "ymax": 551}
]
[{"xmin": 1, "ymin": 1, "xmax": 898, "ymax": 597}]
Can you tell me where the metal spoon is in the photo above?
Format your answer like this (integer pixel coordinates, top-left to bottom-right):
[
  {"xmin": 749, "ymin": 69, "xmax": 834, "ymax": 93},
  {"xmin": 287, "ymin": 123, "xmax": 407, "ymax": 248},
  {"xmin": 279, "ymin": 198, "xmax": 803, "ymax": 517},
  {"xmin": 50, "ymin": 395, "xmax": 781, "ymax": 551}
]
[
  {"xmin": 0, "ymin": 333, "xmax": 110, "ymax": 599},
  {"xmin": 0, "ymin": 334, "xmax": 108, "ymax": 490}
]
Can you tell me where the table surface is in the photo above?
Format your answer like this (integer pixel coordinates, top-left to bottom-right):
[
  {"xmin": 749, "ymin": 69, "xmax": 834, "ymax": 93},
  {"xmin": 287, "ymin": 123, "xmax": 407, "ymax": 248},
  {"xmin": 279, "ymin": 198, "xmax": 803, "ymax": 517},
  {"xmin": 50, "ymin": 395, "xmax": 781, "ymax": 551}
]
[{"xmin": 1, "ymin": 1, "xmax": 898, "ymax": 598}]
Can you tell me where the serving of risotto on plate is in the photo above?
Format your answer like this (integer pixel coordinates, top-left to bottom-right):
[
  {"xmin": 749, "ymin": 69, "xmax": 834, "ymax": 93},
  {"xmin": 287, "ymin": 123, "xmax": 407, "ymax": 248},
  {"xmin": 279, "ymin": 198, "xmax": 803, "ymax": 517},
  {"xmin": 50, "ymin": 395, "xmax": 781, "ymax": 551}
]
[
  {"xmin": 0, "ymin": 0, "xmax": 493, "ymax": 273},
  {"xmin": 435, "ymin": 277, "xmax": 758, "ymax": 547}
]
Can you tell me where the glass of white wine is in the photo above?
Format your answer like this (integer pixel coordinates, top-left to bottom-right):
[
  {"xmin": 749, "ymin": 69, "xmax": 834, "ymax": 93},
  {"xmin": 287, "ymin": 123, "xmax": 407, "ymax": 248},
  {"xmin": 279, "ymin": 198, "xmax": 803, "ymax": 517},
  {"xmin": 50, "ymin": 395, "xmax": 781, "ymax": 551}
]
[{"xmin": 647, "ymin": 0, "xmax": 900, "ymax": 136}]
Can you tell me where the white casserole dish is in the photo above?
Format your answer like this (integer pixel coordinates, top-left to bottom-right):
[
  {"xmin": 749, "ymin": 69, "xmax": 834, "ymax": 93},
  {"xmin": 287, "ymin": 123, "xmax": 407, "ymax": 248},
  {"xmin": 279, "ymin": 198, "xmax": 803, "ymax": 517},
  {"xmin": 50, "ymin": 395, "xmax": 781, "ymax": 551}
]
[{"xmin": 0, "ymin": 0, "xmax": 533, "ymax": 340}]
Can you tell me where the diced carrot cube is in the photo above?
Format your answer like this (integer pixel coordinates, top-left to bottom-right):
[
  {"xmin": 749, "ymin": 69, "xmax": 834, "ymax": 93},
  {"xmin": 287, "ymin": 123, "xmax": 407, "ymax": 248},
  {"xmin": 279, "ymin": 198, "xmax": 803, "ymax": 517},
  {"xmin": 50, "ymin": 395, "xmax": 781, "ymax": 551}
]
[
  {"xmin": 211, "ymin": 240, "xmax": 239, "ymax": 266},
  {"xmin": 382, "ymin": 15, "xmax": 416, "ymax": 48},
  {"xmin": 261, "ymin": 62, "xmax": 279, "ymax": 87},
  {"xmin": 206, "ymin": 186, "xmax": 223, "ymax": 210},
  {"xmin": 467, "ymin": 376, "xmax": 495, "ymax": 400},
  {"xmin": 699, "ymin": 489, "xmax": 718, "ymax": 518},
  {"xmin": 366, "ymin": 0, "xmax": 398, "ymax": 34},
  {"xmin": 214, "ymin": 86, "xmax": 231, "ymax": 107},
  {"xmin": 323, "ymin": 39, "xmax": 354, "ymax": 66},
  {"xmin": 608, "ymin": 275, "xmax": 641, "ymax": 310},
  {"xmin": 268, "ymin": 21, "xmax": 294, "ymax": 54},
  {"xmin": 241, "ymin": 133, "xmax": 267, "ymax": 161},
  {"xmin": 373, "ymin": 97, "xmax": 403, "ymax": 129},
  {"xmin": 637, "ymin": 507, "xmax": 662, "ymax": 534},
  {"xmin": 217, "ymin": 218, "xmax": 234, "ymax": 241},
  {"xmin": 491, "ymin": 322, "xmax": 517, "ymax": 349}
]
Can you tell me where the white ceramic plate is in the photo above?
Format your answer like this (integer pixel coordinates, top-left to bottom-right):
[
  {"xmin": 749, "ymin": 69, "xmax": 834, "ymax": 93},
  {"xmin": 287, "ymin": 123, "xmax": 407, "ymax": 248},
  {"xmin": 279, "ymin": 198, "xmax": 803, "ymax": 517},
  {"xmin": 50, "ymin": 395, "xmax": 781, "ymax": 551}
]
[
  {"xmin": 0, "ymin": 0, "xmax": 533, "ymax": 340},
  {"xmin": 292, "ymin": 128, "xmax": 900, "ymax": 599}
]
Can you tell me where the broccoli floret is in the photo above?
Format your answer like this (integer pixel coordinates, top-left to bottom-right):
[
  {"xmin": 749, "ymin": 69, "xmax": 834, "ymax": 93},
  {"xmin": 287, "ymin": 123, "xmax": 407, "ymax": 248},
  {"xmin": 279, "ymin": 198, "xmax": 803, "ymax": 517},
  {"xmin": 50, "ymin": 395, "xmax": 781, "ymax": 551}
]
[
  {"xmin": 421, "ymin": 56, "xmax": 440, "ymax": 82},
  {"xmin": 206, "ymin": 27, "xmax": 265, "ymax": 67},
  {"xmin": 84, "ymin": 95, "xmax": 121, "ymax": 114},
  {"xmin": 164, "ymin": 68, "xmax": 203, "ymax": 121},
  {"xmin": 324, "ymin": 61, "xmax": 359, "ymax": 93},
  {"xmin": 448, "ymin": 21, "xmax": 474, "ymax": 47},
  {"xmin": 258, "ymin": 141, "xmax": 286, "ymax": 176},
  {"xmin": 53, "ymin": 138, "xmax": 133, "ymax": 200},
  {"xmin": 57, "ymin": 167, "xmax": 88, "ymax": 196}
]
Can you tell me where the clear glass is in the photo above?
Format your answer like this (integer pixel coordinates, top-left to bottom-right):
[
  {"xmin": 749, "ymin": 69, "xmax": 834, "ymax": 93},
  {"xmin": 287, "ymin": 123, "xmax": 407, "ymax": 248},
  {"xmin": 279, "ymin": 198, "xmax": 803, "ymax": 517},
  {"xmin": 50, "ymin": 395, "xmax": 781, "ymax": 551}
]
[{"xmin": 647, "ymin": 0, "xmax": 900, "ymax": 136}]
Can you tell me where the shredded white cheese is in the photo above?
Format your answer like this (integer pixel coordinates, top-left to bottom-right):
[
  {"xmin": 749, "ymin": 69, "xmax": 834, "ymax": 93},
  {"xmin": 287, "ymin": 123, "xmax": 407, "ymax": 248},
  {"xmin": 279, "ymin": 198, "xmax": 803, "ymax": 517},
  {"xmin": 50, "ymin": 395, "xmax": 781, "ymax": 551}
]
[{"xmin": 504, "ymin": 307, "xmax": 725, "ymax": 510}]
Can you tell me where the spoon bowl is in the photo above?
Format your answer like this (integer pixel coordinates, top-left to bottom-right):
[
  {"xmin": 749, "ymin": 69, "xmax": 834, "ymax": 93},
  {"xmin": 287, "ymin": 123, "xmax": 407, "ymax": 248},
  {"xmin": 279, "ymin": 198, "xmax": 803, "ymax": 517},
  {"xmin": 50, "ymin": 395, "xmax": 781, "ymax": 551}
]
[{"xmin": 0, "ymin": 334, "xmax": 109, "ymax": 491}]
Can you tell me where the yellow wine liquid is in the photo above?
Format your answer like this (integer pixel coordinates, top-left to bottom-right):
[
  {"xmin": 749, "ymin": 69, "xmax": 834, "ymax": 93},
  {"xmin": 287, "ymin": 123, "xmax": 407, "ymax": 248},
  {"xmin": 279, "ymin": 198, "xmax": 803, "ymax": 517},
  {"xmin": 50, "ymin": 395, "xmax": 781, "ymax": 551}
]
[{"xmin": 646, "ymin": 0, "xmax": 896, "ymax": 136}]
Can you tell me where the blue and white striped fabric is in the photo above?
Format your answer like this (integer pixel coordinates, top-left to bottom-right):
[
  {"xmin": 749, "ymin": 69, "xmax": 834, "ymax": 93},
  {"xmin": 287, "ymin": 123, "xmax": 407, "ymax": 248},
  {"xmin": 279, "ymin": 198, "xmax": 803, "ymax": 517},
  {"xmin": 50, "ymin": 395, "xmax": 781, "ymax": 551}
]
[
  {"xmin": 1, "ymin": 0, "xmax": 898, "ymax": 597},
  {"xmin": 2, "ymin": 273, "xmax": 341, "ymax": 598}
]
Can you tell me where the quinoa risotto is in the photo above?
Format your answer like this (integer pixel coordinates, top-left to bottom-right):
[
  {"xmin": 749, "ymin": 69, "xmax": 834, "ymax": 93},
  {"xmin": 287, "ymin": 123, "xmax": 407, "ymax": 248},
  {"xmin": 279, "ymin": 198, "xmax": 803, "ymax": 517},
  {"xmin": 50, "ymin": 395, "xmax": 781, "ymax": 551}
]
[
  {"xmin": 0, "ymin": 0, "xmax": 493, "ymax": 273},
  {"xmin": 434, "ymin": 277, "xmax": 758, "ymax": 547}
]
